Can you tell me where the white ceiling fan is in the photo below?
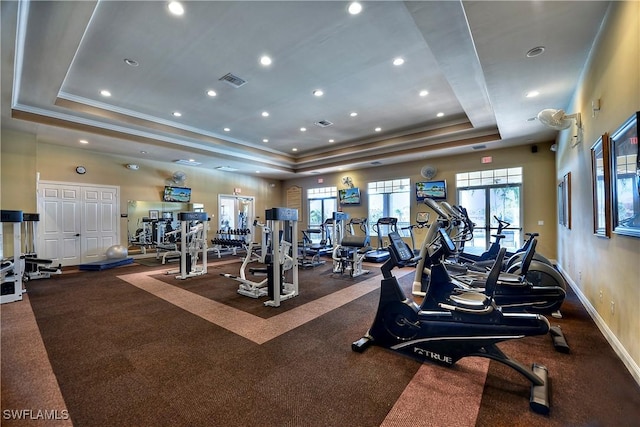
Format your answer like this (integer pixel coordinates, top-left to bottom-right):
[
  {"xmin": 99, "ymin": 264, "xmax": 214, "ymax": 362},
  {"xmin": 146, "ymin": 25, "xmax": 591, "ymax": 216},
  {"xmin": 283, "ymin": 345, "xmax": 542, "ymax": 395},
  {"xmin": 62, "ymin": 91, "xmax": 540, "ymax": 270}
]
[
  {"xmin": 166, "ymin": 170, "xmax": 187, "ymax": 187},
  {"xmin": 537, "ymin": 109, "xmax": 583, "ymax": 146},
  {"xmin": 420, "ymin": 165, "xmax": 438, "ymax": 180}
]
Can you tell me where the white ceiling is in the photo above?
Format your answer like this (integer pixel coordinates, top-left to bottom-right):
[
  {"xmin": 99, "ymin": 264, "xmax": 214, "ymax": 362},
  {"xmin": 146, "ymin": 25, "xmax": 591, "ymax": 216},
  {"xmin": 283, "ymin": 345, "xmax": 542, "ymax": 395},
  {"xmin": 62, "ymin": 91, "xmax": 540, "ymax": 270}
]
[{"xmin": 1, "ymin": 1, "xmax": 611, "ymax": 179}]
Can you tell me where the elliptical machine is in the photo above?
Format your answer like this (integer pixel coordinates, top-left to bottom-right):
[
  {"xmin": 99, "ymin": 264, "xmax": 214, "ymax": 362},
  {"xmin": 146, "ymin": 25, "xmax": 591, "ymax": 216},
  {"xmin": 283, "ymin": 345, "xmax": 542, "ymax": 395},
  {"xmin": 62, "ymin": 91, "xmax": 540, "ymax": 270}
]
[
  {"xmin": 353, "ymin": 230, "xmax": 551, "ymax": 414},
  {"xmin": 413, "ymin": 199, "xmax": 566, "ymax": 315}
]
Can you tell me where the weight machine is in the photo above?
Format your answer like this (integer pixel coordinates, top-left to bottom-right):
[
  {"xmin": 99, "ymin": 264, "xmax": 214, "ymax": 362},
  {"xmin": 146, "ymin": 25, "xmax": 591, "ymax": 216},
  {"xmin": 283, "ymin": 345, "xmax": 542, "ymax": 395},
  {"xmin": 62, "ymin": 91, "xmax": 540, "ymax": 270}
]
[
  {"xmin": 1, "ymin": 210, "xmax": 25, "ymax": 304},
  {"xmin": 221, "ymin": 219, "xmax": 272, "ymax": 298},
  {"xmin": 332, "ymin": 216, "xmax": 371, "ymax": 278},
  {"xmin": 21, "ymin": 213, "xmax": 62, "ymax": 281},
  {"xmin": 264, "ymin": 207, "xmax": 299, "ymax": 307},
  {"xmin": 165, "ymin": 212, "xmax": 209, "ymax": 280}
]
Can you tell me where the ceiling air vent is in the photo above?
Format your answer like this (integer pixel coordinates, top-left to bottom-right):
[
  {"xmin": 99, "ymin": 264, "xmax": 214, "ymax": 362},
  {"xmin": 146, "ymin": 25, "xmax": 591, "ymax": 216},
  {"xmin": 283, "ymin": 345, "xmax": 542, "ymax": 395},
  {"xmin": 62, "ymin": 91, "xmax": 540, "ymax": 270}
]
[
  {"xmin": 371, "ymin": 161, "xmax": 382, "ymax": 165},
  {"xmin": 314, "ymin": 120, "xmax": 333, "ymax": 127},
  {"xmin": 472, "ymin": 145, "xmax": 487, "ymax": 150},
  {"xmin": 219, "ymin": 73, "xmax": 247, "ymax": 88}
]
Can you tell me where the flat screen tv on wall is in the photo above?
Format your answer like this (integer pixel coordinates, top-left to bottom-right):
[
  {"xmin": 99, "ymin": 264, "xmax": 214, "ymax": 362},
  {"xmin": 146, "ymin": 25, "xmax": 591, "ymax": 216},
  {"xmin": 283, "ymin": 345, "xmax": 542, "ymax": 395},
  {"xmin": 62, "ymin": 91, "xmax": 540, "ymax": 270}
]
[
  {"xmin": 163, "ymin": 186, "xmax": 191, "ymax": 203},
  {"xmin": 338, "ymin": 187, "xmax": 361, "ymax": 205},
  {"xmin": 416, "ymin": 180, "xmax": 447, "ymax": 202}
]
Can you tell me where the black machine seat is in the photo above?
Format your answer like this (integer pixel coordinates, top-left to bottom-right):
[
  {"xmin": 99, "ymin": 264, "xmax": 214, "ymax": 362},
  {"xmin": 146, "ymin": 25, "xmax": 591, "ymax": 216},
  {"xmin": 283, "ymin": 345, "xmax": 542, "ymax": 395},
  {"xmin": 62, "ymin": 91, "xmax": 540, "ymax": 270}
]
[{"xmin": 341, "ymin": 235, "xmax": 370, "ymax": 248}]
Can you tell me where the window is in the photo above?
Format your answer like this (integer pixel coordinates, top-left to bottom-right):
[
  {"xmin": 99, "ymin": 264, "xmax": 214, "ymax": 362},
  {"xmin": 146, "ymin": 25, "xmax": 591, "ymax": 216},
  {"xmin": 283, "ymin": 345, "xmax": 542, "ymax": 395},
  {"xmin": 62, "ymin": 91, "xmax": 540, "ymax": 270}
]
[
  {"xmin": 367, "ymin": 179, "xmax": 411, "ymax": 235},
  {"xmin": 456, "ymin": 168, "xmax": 523, "ymax": 251},
  {"xmin": 307, "ymin": 187, "xmax": 337, "ymax": 243}
]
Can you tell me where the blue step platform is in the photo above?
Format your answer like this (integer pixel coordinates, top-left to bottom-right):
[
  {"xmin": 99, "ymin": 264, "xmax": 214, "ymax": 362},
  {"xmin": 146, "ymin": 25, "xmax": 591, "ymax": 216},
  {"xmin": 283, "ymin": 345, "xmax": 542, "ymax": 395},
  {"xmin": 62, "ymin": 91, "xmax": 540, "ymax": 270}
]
[{"xmin": 79, "ymin": 257, "xmax": 134, "ymax": 271}]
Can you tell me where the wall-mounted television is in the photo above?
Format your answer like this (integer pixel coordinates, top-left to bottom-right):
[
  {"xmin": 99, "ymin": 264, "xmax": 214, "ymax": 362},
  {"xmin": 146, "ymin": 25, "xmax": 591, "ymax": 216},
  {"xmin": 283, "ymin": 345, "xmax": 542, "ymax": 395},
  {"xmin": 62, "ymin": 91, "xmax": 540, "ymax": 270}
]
[
  {"xmin": 163, "ymin": 186, "xmax": 192, "ymax": 203},
  {"xmin": 338, "ymin": 187, "xmax": 361, "ymax": 205},
  {"xmin": 416, "ymin": 180, "xmax": 447, "ymax": 202}
]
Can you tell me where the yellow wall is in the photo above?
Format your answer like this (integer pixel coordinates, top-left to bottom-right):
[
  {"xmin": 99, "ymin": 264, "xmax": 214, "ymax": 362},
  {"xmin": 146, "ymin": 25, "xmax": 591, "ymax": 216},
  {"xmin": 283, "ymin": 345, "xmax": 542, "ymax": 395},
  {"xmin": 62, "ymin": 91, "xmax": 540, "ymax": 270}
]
[
  {"xmin": 0, "ymin": 131, "xmax": 283, "ymax": 251},
  {"xmin": 283, "ymin": 141, "xmax": 558, "ymax": 259},
  {"xmin": 556, "ymin": 1, "xmax": 640, "ymax": 378}
]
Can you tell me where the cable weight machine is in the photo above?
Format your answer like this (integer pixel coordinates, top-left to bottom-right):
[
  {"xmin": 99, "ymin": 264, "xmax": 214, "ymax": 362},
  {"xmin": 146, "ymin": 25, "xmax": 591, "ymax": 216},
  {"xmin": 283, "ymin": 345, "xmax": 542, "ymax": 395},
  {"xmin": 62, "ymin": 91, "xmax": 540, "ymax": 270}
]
[{"xmin": 264, "ymin": 207, "xmax": 299, "ymax": 307}]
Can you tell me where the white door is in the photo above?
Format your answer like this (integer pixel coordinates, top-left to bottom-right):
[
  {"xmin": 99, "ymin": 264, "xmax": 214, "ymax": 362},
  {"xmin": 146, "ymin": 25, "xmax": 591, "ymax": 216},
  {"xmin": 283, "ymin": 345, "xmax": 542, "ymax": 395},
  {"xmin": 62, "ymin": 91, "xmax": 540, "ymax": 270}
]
[
  {"xmin": 38, "ymin": 182, "xmax": 120, "ymax": 266},
  {"xmin": 81, "ymin": 186, "xmax": 118, "ymax": 263},
  {"xmin": 40, "ymin": 183, "xmax": 82, "ymax": 266}
]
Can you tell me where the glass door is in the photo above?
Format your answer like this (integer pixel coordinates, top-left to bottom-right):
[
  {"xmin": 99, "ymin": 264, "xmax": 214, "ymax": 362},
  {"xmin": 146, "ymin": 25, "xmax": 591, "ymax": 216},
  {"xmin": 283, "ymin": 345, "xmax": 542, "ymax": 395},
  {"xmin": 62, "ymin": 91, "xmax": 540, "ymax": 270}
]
[{"xmin": 458, "ymin": 185, "xmax": 521, "ymax": 252}]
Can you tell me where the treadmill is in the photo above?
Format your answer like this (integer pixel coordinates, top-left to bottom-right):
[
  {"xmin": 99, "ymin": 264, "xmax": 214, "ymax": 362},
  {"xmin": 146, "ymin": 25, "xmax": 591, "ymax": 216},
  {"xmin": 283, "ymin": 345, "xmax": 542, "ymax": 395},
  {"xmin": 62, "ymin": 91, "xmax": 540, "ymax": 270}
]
[{"xmin": 364, "ymin": 217, "xmax": 398, "ymax": 263}]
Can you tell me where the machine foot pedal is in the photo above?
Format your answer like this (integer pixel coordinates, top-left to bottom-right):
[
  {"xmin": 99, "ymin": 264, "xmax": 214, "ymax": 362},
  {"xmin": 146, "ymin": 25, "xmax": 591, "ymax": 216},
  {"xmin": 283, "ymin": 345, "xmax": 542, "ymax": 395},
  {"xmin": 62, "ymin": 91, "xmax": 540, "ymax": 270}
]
[
  {"xmin": 550, "ymin": 325, "xmax": 570, "ymax": 353},
  {"xmin": 352, "ymin": 337, "xmax": 371, "ymax": 353},
  {"xmin": 530, "ymin": 364, "xmax": 550, "ymax": 415}
]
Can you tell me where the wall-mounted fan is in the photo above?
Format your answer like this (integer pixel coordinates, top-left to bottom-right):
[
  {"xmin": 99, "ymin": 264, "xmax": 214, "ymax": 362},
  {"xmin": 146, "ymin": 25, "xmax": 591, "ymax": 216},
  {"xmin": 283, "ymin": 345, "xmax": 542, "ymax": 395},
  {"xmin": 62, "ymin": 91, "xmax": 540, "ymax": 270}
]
[
  {"xmin": 166, "ymin": 170, "xmax": 187, "ymax": 187},
  {"xmin": 341, "ymin": 176, "xmax": 354, "ymax": 188},
  {"xmin": 420, "ymin": 165, "xmax": 437, "ymax": 180},
  {"xmin": 537, "ymin": 109, "xmax": 582, "ymax": 130}
]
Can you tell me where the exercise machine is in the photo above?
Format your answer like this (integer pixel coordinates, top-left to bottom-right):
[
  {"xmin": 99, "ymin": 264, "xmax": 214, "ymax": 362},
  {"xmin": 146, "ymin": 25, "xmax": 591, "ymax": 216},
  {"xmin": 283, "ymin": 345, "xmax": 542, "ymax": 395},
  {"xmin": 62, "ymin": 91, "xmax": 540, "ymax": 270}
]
[
  {"xmin": 1, "ymin": 210, "xmax": 26, "ymax": 304},
  {"xmin": 364, "ymin": 217, "xmax": 398, "ymax": 263},
  {"xmin": 400, "ymin": 211, "xmax": 430, "ymax": 256},
  {"xmin": 21, "ymin": 213, "xmax": 62, "ymax": 281},
  {"xmin": 221, "ymin": 219, "xmax": 273, "ymax": 299},
  {"xmin": 412, "ymin": 199, "xmax": 566, "ymax": 315},
  {"xmin": 332, "ymin": 217, "xmax": 371, "ymax": 277},
  {"xmin": 165, "ymin": 212, "xmax": 209, "ymax": 279},
  {"xmin": 353, "ymin": 230, "xmax": 551, "ymax": 414},
  {"xmin": 299, "ymin": 228, "xmax": 327, "ymax": 269},
  {"xmin": 264, "ymin": 207, "xmax": 299, "ymax": 307}
]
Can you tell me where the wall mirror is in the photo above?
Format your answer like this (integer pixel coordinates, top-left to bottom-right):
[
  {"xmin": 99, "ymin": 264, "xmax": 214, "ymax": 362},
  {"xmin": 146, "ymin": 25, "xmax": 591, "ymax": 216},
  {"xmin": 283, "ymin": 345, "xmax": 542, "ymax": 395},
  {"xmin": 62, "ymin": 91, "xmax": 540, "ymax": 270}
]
[
  {"xmin": 127, "ymin": 200, "xmax": 203, "ymax": 249},
  {"xmin": 217, "ymin": 194, "xmax": 255, "ymax": 237},
  {"xmin": 610, "ymin": 111, "xmax": 640, "ymax": 238},
  {"xmin": 591, "ymin": 134, "xmax": 611, "ymax": 237}
]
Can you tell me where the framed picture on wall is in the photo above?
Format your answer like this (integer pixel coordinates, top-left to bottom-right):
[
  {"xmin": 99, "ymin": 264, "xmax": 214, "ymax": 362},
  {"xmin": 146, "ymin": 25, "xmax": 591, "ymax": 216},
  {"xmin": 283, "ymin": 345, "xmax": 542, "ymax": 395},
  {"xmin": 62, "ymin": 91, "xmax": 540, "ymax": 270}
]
[
  {"xmin": 563, "ymin": 172, "xmax": 571, "ymax": 229},
  {"xmin": 590, "ymin": 134, "xmax": 611, "ymax": 237},
  {"xmin": 148, "ymin": 210, "xmax": 159, "ymax": 220},
  {"xmin": 610, "ymin": 111, "xmax": 640, "ymax": 238}
]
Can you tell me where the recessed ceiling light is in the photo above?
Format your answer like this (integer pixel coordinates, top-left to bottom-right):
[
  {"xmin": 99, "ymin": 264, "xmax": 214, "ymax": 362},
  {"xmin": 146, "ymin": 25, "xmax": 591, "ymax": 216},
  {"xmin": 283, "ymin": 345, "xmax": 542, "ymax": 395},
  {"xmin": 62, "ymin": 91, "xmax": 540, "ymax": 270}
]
[
  {"xmin": 350, "ymin": 112, "xmax": 358, "ymax": 117},
  {"xmin": 207, "ymin": 89, "xmax": 217, "ymax": 97},
  {"xmin": 172, "ymin": 111, "xmax": 182, "ymax": 117},
  {"xmin": 525, "ymin": 90, "xmax": 540, "ymax": 98},
  {"xmin": 255, "ymin": 171, "xmax": 260, "ymax": 174},
  {"xmin": 168, "ymin": 1, "xmax": 184, "ymax": 16},
  {"xmin": 313, "ymin": 89, "xmax": 324, "ymax": 97},
  {"xmin": 124, "ymin": 58, "xmax": 139, "ymax": 67},
  {"xmin": 436, "ymin": 112, "xmax": 445, "ymax": 117},
  {"xmin": 329, "ymin": 139, "xmax": 335, "ymax": 143},
  {"xmin": 374, "ymin": 127, "xmax": 382, "ymax": 132},
  {"xmin": 263, "ymin": 139, "xmax": 269, "ymax": 143},
  {"xmin": 419, "ymin": 90, "xmax": 429, "ymax": 97},
  {"xmin": 348, "ymin": 2, "xmax": 362, "ymax": 15},
  {"xmin": 100, "ymin": 90, "xmax": 111, "ymax": 97},
  {"xmin": 393, "ymin": 57, "xmax": 405, "ymax": 66},
  {"xmin": 79, "ymin": 139, "xmax": 89, "ymax": 144},
  {"xmin": 262, "ymin": 111, "xmax": 270, "ymax": 117},
  {"xmin": 526, "ymin": 46, "xmax": 545, "ymax": 58},
  {"xmin": 292, "ymin": 148, "xmax": 298, "ymax": 152},
  {"xmin": 260, "ymin": 55, "xmax": 272, "ymax": 66},
  {"xmin": 223, "ymin": 127, "xmax": 231, "ymax": 132},
  {"xmin": 140, "ymin": 150, "xmax": 147, "ymax": 154},
  {"xmin": 300, "ymin": 127, "xmax": 307, "ymax": 132}
]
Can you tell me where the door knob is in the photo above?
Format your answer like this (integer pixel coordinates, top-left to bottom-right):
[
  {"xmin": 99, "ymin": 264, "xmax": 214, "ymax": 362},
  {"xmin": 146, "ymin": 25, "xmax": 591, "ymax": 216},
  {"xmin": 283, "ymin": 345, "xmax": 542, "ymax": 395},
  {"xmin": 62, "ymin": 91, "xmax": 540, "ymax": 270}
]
[{"xmin": 75, "ymin": 233, "xmax": 80, "ymax": 237}]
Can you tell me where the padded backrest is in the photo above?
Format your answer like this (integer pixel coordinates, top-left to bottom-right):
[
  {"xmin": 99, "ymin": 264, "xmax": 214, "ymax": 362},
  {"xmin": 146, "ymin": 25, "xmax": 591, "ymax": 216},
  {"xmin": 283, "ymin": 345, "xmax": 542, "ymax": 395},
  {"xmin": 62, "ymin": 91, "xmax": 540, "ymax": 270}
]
[{"xmin": 484, "ymin": 248, "xmax": 507, "ymax": 298}]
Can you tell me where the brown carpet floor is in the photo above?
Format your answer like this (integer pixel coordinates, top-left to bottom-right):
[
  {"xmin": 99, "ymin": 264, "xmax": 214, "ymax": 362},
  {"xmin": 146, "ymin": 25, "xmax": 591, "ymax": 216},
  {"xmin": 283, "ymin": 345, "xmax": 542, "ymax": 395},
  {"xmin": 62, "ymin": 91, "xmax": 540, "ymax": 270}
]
[{"xmin": 2, "ymin": 257, "xmax": 639, "ymax": 426}]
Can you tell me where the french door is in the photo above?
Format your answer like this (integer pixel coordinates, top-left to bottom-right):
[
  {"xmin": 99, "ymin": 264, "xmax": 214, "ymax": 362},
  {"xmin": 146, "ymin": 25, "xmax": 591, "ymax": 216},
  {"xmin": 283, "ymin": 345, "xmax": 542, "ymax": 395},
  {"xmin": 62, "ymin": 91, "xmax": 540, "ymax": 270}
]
[
  {"xmin": 457, "ymin": 184, "xmax": 522, "ymax": 252},
  {"xmin": 38, "ymin": 182, "xmax": 120, "ymax": 266}
]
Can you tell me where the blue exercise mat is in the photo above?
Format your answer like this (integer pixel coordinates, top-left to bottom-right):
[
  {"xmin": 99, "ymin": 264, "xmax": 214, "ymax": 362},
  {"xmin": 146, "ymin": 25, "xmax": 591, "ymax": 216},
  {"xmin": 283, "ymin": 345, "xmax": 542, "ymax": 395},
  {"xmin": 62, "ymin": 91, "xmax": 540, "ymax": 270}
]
[{"xmin": 79, "ymin": 257, "xmax": 134, "ymax": 271}]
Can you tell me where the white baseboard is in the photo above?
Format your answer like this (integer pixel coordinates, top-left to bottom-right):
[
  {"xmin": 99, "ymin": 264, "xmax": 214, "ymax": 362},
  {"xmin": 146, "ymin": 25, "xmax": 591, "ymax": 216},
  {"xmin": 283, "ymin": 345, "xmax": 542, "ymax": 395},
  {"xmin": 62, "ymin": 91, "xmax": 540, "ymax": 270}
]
[{"xmin": 557, "ymin": 264, "xmax": 640, "ymax": 387}]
